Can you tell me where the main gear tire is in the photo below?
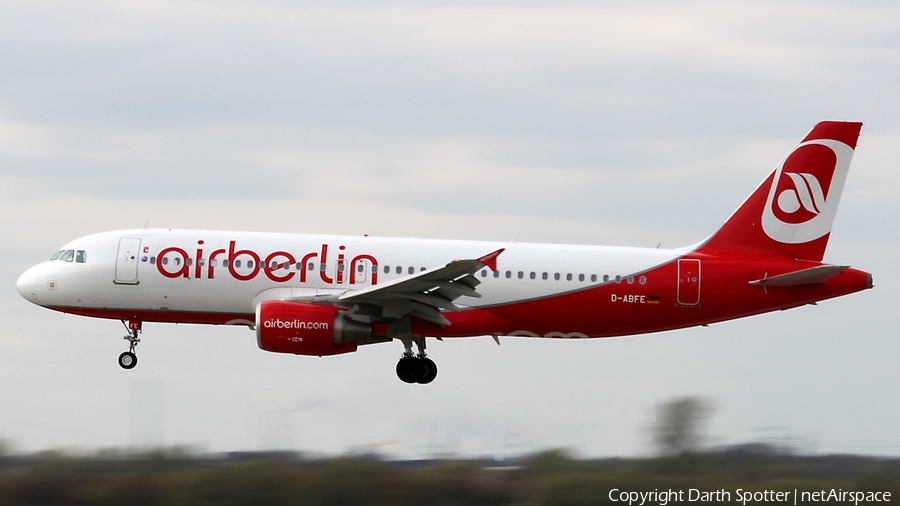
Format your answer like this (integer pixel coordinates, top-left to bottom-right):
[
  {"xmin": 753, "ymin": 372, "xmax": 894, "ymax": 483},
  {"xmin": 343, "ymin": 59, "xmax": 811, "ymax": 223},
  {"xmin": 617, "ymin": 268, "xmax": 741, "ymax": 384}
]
[{"xmin": 396, "ymin": 356, "xmax": 421, "ymax": 383}]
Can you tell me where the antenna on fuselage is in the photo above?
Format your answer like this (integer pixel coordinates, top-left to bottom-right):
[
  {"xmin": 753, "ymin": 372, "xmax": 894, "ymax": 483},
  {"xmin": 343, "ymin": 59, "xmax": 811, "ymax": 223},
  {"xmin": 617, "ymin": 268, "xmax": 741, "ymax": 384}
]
[{"xmin": 141, "ymin": 219, "xmax": 149, "ymax": 229}]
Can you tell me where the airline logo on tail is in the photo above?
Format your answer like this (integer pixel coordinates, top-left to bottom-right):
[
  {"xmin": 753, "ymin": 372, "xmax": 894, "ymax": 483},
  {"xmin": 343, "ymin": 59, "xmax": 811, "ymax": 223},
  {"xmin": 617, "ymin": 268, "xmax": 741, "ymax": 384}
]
[{"xmin": 761, "ymin": 139, "xmax": 855, "ymax": 244}]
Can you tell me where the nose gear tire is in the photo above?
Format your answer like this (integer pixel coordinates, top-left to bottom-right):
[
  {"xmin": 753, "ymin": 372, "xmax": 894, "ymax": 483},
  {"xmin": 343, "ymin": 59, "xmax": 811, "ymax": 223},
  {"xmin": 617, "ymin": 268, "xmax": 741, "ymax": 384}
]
[{"xmin": 118, "ymin": 351, "xmax": 137, "ymax": 370}]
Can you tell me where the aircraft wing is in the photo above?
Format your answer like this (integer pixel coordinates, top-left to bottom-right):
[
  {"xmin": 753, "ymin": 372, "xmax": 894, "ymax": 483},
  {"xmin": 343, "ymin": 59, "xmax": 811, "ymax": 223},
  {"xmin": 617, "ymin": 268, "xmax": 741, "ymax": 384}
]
[{"xmin": 337, "ymin": 248, "xmax": 505, "ymax": 326}]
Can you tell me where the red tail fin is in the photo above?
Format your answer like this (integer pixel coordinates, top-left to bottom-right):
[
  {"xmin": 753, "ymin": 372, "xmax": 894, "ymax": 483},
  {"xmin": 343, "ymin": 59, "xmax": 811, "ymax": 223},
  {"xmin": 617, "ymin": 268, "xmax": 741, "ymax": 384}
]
[{"xmin": 697, "ymin": 121, "xmax": 862, "ymax": 261}]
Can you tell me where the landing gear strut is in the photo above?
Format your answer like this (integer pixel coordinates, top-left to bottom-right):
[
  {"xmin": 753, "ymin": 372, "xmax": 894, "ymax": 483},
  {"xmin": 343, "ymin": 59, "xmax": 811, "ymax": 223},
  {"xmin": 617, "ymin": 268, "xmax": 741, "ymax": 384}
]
[
  {"xmin": 118, "ymin": 320, "xmax": 141, "ymax": 370},
  {"xmin": 396, "ymin": 336, "xmax": 438, "ymax": 384}
]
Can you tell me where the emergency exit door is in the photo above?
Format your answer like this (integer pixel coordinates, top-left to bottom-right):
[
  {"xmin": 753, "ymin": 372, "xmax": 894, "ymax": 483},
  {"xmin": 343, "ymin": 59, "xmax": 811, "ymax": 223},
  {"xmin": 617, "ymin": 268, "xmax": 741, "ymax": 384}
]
[
  {"xmin": 677, "ymin": 258, "xmax": 701, "ymax": 306},
  {"xmin": 115, "ymin": 237, "xmax": 142, "ymax": 284}
]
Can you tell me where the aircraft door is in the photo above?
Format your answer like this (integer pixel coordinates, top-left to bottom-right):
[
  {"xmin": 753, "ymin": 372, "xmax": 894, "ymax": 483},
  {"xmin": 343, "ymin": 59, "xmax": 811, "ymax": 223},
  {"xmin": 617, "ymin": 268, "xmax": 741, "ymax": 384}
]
[
  {"xmin": 115, "ymin": 237, "xmax": 142, "ymax": 284},
  {"xmin": 677, "ymin": 258, "xmax": 701, "ymax": 306}
]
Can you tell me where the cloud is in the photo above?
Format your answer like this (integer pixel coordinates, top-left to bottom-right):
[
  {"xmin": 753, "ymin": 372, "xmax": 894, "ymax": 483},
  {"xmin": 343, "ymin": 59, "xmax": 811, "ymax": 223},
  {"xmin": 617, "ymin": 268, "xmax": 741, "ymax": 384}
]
[{"xmin": 2, "ymin": 1, "xmax": 898, "ymax": 137}]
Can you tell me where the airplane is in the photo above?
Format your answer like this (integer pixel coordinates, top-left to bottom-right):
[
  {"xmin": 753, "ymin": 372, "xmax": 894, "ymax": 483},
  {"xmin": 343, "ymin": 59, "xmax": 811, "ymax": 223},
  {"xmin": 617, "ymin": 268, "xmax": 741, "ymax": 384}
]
[{"xmin": 16, "ymin": 121, "xmax": 872, "ymax": 384}]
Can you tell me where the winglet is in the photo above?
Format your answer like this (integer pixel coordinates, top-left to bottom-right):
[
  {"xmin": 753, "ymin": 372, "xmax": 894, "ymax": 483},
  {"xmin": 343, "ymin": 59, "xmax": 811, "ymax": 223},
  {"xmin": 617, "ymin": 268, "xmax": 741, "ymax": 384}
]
[{"xmin": 477, "ymin": 248, "xmax": 505, "ymax": 272}]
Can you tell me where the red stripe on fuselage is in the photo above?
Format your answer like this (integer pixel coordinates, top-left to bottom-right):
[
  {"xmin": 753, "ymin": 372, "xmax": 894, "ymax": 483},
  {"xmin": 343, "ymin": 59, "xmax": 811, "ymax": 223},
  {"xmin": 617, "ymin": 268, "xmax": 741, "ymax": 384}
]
[
  {"xmin": 45, "ymin": 307, "xmax": 255, "ymax": 326},
  {"xmin": 45, "ymin": 256, "xmax": 870, "ymax": 338},
  {"xmin": 463, "ymin": 255, "xmax": 871, "ymax": 338}
]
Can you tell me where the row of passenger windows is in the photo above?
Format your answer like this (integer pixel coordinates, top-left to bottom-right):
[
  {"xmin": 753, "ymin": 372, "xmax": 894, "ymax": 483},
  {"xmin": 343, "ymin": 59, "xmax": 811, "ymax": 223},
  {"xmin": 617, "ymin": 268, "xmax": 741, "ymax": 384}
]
[
  {"xmin": 50, "ymin": 250, "xmax": 87, "ymax": 263},
  {"xmin": 150, "ymin": 255, "xmax": 644, "ymax": 284},
  {"xmin": 480, "ymin": 269, "xmax": 647, "ymax": 284}
]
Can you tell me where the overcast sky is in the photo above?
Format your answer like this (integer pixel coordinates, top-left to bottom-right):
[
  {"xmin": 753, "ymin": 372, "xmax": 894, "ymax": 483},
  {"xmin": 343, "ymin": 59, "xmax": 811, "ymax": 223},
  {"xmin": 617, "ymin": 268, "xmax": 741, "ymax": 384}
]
[{"xmin": 1, "ymin": 0, "xmax": 898, "ymax": 458}]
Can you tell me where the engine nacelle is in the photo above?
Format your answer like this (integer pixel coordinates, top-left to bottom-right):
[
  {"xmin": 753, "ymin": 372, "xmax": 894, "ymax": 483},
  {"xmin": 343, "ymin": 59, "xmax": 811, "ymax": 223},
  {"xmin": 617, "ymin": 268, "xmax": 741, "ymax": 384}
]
[{"xmin": 256, "ymin": 301, "xmax": 370, "ymax": 356}]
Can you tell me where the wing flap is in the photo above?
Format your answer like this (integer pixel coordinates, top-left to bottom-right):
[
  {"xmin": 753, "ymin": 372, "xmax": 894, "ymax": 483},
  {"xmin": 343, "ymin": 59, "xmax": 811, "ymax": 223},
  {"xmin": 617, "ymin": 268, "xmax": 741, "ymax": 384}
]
[{"xmin": 338, "ymin": 248, "xmax": 505, "ymax": 327}]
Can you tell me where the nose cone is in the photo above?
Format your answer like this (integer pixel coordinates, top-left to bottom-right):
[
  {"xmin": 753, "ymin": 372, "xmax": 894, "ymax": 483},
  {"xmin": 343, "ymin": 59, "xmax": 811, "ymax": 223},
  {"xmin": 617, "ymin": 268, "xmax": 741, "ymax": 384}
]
[{"xmin": 16, "ymin": 266, "xmax": 38, "ymax": 303}]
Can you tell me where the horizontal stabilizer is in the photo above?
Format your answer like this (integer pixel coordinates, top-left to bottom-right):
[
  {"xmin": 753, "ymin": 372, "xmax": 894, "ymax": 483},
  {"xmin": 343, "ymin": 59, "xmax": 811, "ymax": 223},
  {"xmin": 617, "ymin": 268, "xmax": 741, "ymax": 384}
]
[{"xmin": 749, "ymin": 265, "xmax": 849, "ymax": 287}]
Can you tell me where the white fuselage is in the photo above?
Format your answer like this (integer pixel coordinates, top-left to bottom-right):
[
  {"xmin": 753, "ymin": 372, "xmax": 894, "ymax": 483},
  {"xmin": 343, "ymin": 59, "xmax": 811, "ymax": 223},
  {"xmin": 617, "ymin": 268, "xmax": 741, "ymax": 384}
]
[{"xmin": 18, "ymin": 229, "xmax": 681, "ymax": 321}]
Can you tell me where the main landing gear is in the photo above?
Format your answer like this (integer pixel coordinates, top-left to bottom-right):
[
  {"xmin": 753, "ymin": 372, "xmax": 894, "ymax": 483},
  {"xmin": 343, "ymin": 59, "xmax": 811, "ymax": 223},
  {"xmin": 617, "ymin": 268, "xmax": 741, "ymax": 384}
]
[
  {"xmin": 118, "ymin": 320, "xmax": 141, "ymax": 370},
  {"xmin": 396, "ymin": 337, "xmax": 438, "ymax": 384}
]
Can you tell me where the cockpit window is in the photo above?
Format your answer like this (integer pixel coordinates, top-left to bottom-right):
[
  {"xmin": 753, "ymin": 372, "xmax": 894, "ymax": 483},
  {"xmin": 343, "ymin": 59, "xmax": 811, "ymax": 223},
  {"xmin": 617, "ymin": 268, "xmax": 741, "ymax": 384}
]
[
  {"xmin": 59, "ymin": 250, "xmax": 75, "ymax": 262},
  {"xmin": 50, "ymin": 250, "xmax": 65, "ymax": 261},
  {"xmin": 75, "ymin": 250, "xmax": 87, "ymax": 263}
]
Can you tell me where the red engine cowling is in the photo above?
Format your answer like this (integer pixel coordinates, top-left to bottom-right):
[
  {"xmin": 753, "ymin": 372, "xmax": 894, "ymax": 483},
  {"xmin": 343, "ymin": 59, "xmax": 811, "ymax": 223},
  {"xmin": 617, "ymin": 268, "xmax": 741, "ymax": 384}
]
[{"xmin": 256, "ymin": 301, "xmax": 362, "ymax": 356}]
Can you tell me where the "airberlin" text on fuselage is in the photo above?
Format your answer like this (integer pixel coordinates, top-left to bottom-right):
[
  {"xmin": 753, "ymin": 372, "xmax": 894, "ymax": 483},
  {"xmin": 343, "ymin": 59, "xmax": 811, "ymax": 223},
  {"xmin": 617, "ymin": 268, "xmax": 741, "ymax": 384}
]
[{"xmin": 155, "ymin": 241, "xmax": 379, "ymax": 285}]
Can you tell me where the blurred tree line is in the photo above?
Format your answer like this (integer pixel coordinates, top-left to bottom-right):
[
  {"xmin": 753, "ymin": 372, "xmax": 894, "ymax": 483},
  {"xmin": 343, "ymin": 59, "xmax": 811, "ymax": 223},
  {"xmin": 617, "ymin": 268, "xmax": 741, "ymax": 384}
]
[
  {"xmin": 0, "ymin": 446, "xmax": 898, "ymax": 506},
  {"xmin": 0, "ymin": 399, "xmax": 896, "ymax": 505}
]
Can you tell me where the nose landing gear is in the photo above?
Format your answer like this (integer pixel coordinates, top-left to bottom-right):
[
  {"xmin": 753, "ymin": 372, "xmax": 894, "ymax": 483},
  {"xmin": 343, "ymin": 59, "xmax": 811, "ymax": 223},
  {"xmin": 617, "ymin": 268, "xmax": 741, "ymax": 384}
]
[
  {"xmin": 118, "ymin": 320, "xmax": 141, "ymax": 370},
  {"xmin": 395, "ymin": 337, "xmax": 438, "ymax": 384}
]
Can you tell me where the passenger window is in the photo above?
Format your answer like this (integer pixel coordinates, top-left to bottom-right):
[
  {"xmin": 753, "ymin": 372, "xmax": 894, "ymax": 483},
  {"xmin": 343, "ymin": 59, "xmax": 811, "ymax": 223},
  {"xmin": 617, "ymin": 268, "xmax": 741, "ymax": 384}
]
[
  {"xmin": 530, "ymin": 272, "xmax": 536, "ymax": 279},
  {"xmin": 247, "ymin": 260, "xmax": 254, "ymax": 269},
  {"xmin": 198, "ymin": 258, "xmax": 206, "ymax": 267},
  {"xmin": 591, "ymin": 274, "xmax": 597, "ymax": 282},
  {"xmin": 60, "ymin": 250, "xmax": 75, "ymax": 262},
  {"xmin": 554, "ymin": 273, "xmax": 560, "ymax": 280},
  {"xmin": 384, "ymin": 265, "xmax": 390, "ymax": 274},
  {"xmin": 186, "ymin": 258, "xmax": 193, "ymax": 266},
  {"xmin": 603, "ymin": 275, "xmax": 609, "ymax": 282},
  {"xmin": 566, "ymin": 273, "xmax": 572, "ymax": 281},
  {"xmin": 639, "ymin": 276, "xmax": 646, "ymax": 285},
  {"xmin": 162, "ymin": 257, "xmax": 169, "ymax": 265},
  {"xmin": 542, "ymin": 272, "xmax": 548, "ymax": 280},
  {"xmin": 396, "ymin": 266, "xmax": 402, "ymax": 274},
  {"xmin": 76, "ymin": 250, "xmax": 87, "ymax": 263},
  {"xmin": 308, "ymin": 262, "xmax": 314, "ymax": 271},
  {"xmin": 481, "ymin": 270, "xmax": 487, "ymax": 277},
  {"xmin": 358, "ymin": 264, "xmax": 364, "ymax": 273},
  {"xmin": 627, "ymin": 276, "xmax": 634, "ymax": 284},
  {"xmin": 271, "ymin": 261, "xmax": 277, "ymax": 269},
  {"xmin": 578, "ymin": 274, "xmax": 584, "ymax": 281},
  {"xmin": 174, "ymin": 257, "xmax": 181, "ymax": 266},
  {"xmin": 372, "ymin": 265, "xmax": 377, "ymax": 273},
  {"xmin": 420, "ymin": 267, "xmax": 426, "ymax": 272},
  {"xmin": 235, "ymin": 260, "xmax": 241, "ymax": 268},
  {"xmin": 223, "ymin": 259, "xmax": 229, "ymax": 267},
  {"xmin": 50, "ymin": 250, "xmax": 65, "ymax": 261},
  {"xmin": 338, "ymin": 263, "xmax": 345, "ymax": 272},
  {"xmin": 517, "ymin": 271, "xmax": 523, "ymax": 279},
  {"xmin": 408, "ymin": 266, "xmax": 414, "ymax": 274},
  {"xmin": 615, "ymin": 275, "xmax": 621, "ymax": 283},
  {"xmin": 211, "ymin": 259, "xmax": 217, "ymax": 267},
  {"xmin": 505, "ymin": 271, "xmax": 511, "ymax": 278},
  {"xmin": 493, "ymin": 271, "xmax": 500, "ymax": 278},
  {"xmin": 150, "ymin": 256, "xmax": 156, "ymax": 265}
]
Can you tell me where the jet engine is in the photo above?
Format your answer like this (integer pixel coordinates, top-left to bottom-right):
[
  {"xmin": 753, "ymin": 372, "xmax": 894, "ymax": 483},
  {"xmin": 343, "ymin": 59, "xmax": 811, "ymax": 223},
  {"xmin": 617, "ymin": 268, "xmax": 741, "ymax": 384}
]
[{"xmin": 255, "ymin": 301, "xmax": 372, "ymax": 356}]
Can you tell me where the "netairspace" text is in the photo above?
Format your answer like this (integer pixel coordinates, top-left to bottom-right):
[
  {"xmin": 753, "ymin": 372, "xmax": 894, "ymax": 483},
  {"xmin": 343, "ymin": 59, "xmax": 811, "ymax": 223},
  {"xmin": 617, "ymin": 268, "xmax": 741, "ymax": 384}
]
[{"xmin": 608, "ymin": 488, "xmax": 891, "ymax": 505}]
